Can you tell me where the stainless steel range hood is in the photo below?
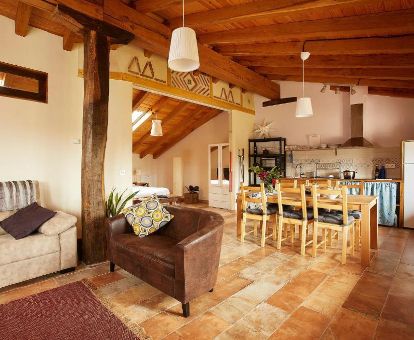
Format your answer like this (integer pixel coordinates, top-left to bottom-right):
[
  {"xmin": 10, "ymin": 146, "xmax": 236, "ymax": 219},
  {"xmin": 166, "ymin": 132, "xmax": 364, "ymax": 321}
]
[{"xmin": 341, "ymin": 103, "xmax": 374, "ymax": 148}]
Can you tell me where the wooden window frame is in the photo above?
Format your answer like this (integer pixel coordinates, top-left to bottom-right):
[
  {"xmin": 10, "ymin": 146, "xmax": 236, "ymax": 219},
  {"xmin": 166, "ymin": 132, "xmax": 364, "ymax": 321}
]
[{"xmin": 0, "ymin": 61, "xmax": 48, "ymax": 103}]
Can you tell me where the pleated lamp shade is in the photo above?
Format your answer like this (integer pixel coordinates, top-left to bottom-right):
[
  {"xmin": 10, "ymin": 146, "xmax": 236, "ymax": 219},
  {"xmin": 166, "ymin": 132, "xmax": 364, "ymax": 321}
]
[
  {"xmin": 168, "ymin": 27, "xmax": 200, "ymax": 73},
  {"xmin": 295, "ymin": 97, "xmax": 313, "ymax": 118},
  {"xmin": 150, "ymin": 120, "xmax": 163, "ymax": 136}
]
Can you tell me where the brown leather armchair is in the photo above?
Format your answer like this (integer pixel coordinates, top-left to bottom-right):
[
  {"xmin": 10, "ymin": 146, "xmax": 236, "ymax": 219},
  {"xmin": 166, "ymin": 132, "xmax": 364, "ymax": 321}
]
[{"xmin": 106, "ymin": 205, "xmax": 224, "ymax": 317}]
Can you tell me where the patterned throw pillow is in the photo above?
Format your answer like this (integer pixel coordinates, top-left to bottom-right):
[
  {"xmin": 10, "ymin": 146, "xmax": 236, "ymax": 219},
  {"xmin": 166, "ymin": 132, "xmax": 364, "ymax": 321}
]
[{"xmin": 122, "ymin": 195, "xmax": 173, "ymax": 237}]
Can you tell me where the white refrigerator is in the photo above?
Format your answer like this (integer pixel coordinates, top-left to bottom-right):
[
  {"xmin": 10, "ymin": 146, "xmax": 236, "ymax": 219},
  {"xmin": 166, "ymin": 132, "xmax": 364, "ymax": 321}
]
[{"xmin": 403, "ymin": 141, "xmax": 414, "ymax": 229}]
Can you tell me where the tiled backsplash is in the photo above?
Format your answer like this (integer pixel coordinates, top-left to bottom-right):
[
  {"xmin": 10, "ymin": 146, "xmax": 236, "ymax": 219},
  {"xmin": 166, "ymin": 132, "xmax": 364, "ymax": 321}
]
[{"xmin": 287, "ymin": 147, "xmax": 401, "ymax": 179}]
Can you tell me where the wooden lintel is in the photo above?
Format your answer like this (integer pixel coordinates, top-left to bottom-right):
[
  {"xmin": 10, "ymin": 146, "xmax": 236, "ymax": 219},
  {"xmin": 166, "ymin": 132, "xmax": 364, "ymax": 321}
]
[
  {"xmin": 63, "ymin": 30, "xmax": 75, "ymax": 51},
  {"xmin": 262, "ymin": 97, "xmax": 297, "ymax": 107},
  {"xmin": 15, "ymin": 2, "xmax": 32, "ymax": 37},
  {"xmin": 58, "ymin": 4, "xmax": 134, "ymax": 44},
  {"xmin": 368, "ymin": 87, "xmax": 414, "ymax": 98}
]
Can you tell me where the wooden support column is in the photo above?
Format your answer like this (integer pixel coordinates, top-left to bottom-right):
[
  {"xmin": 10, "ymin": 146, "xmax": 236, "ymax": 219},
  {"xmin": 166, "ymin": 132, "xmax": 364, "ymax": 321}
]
[{"xmin": 81, "ymin": 29, "xmax": 110, "ymax": 264}]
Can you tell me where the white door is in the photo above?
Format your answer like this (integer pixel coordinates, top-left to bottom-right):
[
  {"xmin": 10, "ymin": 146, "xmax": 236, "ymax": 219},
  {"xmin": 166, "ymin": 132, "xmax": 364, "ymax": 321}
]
[
  {"xmin": 403, "ymin": 141, "xmax": 414, "ymax": 164},
  {"xmin": 404, "ymin": 163, "xmax": 414, "ymax": 229},
  {"xmin": 208, "ymin": 143, "xmax": 230, "ymax": 209}
]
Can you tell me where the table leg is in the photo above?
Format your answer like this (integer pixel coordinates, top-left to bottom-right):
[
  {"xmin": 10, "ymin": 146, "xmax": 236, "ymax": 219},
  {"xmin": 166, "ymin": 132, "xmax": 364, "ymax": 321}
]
[
  {"xmin": 236, "ymin": 196, "xmax": 242, "ymax": 237},
  {"xmin": 370, "ymin": 201, "xmax": 378, "ymax": 249},
  {"xmin": 361, "ymin": 204, "xmax": 371, "ymax": 267}
]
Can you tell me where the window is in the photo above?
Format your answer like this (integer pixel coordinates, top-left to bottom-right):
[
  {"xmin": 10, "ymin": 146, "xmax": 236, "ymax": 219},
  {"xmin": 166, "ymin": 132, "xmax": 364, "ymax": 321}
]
[
  {"xmin": 132, "ymin": 110, "xmax": 151, "ymax": 131},
  {"xmin": 0, "ymin": 61, "xmax": 48, "ymax": 103}
]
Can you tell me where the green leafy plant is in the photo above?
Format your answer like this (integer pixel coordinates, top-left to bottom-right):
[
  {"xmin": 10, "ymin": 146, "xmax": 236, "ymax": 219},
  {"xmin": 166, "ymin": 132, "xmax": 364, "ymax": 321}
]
[
  {"xmin": 106, "ymin": 188, "xmax": 137, "ymax": 218},
  {"xmin": 249, "ymin": 165, "xmax": 281, "ymax": 191}
]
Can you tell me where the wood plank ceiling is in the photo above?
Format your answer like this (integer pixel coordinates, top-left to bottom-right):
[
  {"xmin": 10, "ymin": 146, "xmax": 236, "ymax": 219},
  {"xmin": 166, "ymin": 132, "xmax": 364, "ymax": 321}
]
[{"xmin": 132, "ymin": 89, "xmax": 222, "ymax": 158}]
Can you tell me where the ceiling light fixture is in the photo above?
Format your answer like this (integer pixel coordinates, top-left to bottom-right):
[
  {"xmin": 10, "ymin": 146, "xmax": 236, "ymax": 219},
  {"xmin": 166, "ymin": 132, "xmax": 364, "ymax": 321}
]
[
  {"xmin": 320, "ymin": 84, "xmax": 327, "ymax": 93},
  {"xmin": 350, "ymin": 85, "xmax": 356, "ymax": 95},
  {"xmin": 150, "ymin": 112, "xmax": 163, "ymax": 137},
  {"xmin": 295, "ymin": 51, "xmax": 313, "ymax": 118},
  {"xmin": 168, "ymin": 0, "xmax": 200, "ymax": 73}
]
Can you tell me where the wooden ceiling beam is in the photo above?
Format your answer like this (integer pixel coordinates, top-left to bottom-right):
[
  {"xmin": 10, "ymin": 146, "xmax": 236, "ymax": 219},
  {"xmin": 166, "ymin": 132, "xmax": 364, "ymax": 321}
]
[
  {"xmin": 62, "ymin": 30, "xmax": 75, "ymax": 51},
  {"xmin": 267, "ymin": 75, "xmax": 414, "ymax": 89},
  {"xmin": 132, "ymin": 91, "xmax": 151, "ymax": 111},
  {"xmin": 368, "ymin": 87, "xmax": 414, "ymax": 98},
  {"xmin": 133, "ymin": 101, "xmax": 192, "ymax": 153},
  {"xmin": 236, "ymin": 54, "xmax": 414, "ymax": 69},
  {"xmin": 198, "ymin": 9, "xmax": 414, "ymax": 45},
  {"xmin": 152, "ymin": 109, "xmax": 222, "ymax": 159},
  {"xmin": 139, "ymin": 106, "xmax": 208, "ymax": 158},
  {"xmin": 134, "ymin": 0, "xmax": 199, "ymax": 13},
  {"xmin": 254, "ymin": 67, "xmax": 414, "ymax": 80},
  {"xmin": 104, "ymin": 1, "xmax": 280, "ymax": 99},
  {"xmin": 169, "ymin": 0, "xmax": 373, "ymax": 29},
  {"xmin": 15, "ymin": 2, "xmax": 32, "ymax": 37},
  {"xmin": 217, "ymin": 36, "xmax": 414, "ymax": 57}
]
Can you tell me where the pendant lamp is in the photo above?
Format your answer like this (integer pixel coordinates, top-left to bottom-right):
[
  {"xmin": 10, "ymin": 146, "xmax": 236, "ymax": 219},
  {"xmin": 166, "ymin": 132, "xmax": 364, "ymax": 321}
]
[
  {"xmin": 168, "ymin": 0, "xmax": 200, "ymax": 72},
  {"xmin": 150, "ymin": 112, "xmax": 163, "ymax": 137},
  {"xmin": 295, "ymin": 52, "xmax": 313, "ymax": 118}
]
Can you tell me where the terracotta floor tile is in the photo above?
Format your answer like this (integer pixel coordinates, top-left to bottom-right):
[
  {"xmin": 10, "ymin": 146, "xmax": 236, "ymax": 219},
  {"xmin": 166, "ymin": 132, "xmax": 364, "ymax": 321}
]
[
  {"xmin": 375, "ymin": 318, "xmax": 414, "ymax": 340},
  {"xmin": 401, "ymin": 239, "xmax": 414, "ymax": 265},
  {"xmin": 324, "ymin": 308, "xmax": 378, "ymax": 340},
  {"xmin": 389, "ymin": 277, "xmax": 414, "ymax": 298},
  {"xmin": 140, "ymin": 312, "xmax": 189, "ymax": 340},
  {"xmin": 0, "ymin": 278, "xmax": 58, "ymax": 304},
  {"xmin": 55, "ymin": 263, "xmax": 108, "ymax": 285},
  {"xmin": 86, "ymin": 271, "xmax": 125, "ymax": 289},
  {"xmin": 395, "ymin": 263, "xmax": 414, "ymax": 280},
  {"xmin": 269, "ymin": 306, "xmax": 330, "ymax": 340},
  {"xmin": 216, "ymin": 322, "xmax": 268, "ymax": 340},
  {"xmin": 240, "ymin": 302, "xmax": 288, "ymax": 336},
  {"xmin": 303, "ymin": 291, "xmax": 342, "ymax": 316},
  {"xmin": 281, "ymin": 269, "xmax": 327, "ymax": 299},
  {"xmin": 266, "ymin": 289, "xmax": 304, "ymax": 313},
  {"xmin": 233, "ymin": 279, "xmax": 282, "ymax": 305},
  {"xmin": 382, "ymin": 294, "xmax": 414, "ymax": 325},
  {"xmin": 379, "ymin": 236, "xmax": 407, "ymax": 254},
  {"xmin": 174, "ymin": 311, "xmax": 230, "ymax": 340},
  {"xmin": 211, "ymin": 296, "xmax": 256, "ymax": 324},
  {"xmin": 366, "ymin": 250, "xmax": 400, "ymax": 277},
  {"xmin": 109, "ymin": 282, "xmax": 161, "ymax": 308}
]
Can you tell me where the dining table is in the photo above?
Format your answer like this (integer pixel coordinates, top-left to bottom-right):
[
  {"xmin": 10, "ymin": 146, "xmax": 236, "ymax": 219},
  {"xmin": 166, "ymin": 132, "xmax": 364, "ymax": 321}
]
[{"xmin": 236, "ymin": 193, "xmax": 378, "ymax": 267}]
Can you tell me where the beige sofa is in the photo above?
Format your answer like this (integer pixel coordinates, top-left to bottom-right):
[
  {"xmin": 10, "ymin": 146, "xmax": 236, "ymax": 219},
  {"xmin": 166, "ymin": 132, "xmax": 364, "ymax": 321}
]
[{"xmin": 0, "ymin": 180, "xmax": 78, "ymax": 288}]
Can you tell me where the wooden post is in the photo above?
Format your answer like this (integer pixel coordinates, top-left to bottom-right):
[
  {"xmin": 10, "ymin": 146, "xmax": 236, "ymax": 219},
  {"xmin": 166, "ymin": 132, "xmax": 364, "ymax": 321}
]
[{"xmin": 81, "ymin": 29, "xmax": 110, "ymax": 264}]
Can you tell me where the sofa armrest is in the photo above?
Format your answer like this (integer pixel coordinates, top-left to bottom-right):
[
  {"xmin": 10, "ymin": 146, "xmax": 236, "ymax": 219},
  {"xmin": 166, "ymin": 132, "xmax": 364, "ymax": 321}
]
[
  {"xmin": 106, "ymin": 214, "xmax": 132, "ymax": 239},
  {"xmin": 38, "ymin": 211, "xmax": 77, "ymax": 236},
  {"xmin": 175, "ymin": 223, "xmax": 224, "ymax": 303}
]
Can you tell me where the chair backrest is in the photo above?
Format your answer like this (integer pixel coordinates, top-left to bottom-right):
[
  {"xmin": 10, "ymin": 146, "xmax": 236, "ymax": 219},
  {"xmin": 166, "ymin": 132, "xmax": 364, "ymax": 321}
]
[
  {"xmin": 0, "ymin": 180, "xmax": 40, "ymax": 212},
  {"xmin": 276, "ymin": 179, "xmax": 298, "ymax": 188},
  {"xmin": 276, "ymin": 183, "xmax": 307, "ymax": 219},
  {"xmin": 334, "ymin": 181, "xmax": 364, "ymax": 195},
  {"xmin": 240, "ymin": 183, "xmax": 268, "ymax": 214},
  {"xmin": 311, "ymin": 184, "xmax": 350, "ymax": 224}
]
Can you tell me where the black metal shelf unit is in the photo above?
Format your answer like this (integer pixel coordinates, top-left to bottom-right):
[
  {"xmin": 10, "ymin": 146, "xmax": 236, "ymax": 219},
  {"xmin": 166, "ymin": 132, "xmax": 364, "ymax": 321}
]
[{"xmin": 248, "ymin": 137, "xmax": 286, "ymax": 185}]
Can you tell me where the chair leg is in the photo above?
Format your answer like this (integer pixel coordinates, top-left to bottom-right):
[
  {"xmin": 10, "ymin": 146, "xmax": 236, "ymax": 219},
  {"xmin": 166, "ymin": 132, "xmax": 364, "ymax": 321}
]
[
  {"xmin": 350, "ymin": 224, "xmax": 355, "ymax": 256},
  {"xmin": 109, "ymin": 262, "xmax": 115, "ymax": 272},
  {"xmin": 322, "ymin": 228, "xmax": 327, "ymax": 252},
  {"xmin": 277, "ymin": 217, "xmax": 283, "ymax": 250},
  {"xmin": 254, "ymin": 221, "xmax": 258, "ymax": 237},
  {"xmin": 290, "ymin": 224, "xmax": 295, "ymax": 244},
  {"xmin": 241, "ymin": 214, "xmax": 247, "ymax": 243},
  {"xmin": 327, "ymin": 229, "xmax": 332, "ymax": 247},
  {"xmin": 272, "ymin": 215, "xmax": 277, "ymax": 241},
  {"xmin": 342, "ymin": 227, "xmax": 348, "ymax": 264},
  {"xmin": 261, "ymin": 218, "xmax": 267, "ymax": 247},
  {"xmin": 209, "ymin": 288, "xmax": 214, "ymax": 292},
  {"xmin": 300, "ymin": 221, "xmax": 307, "ymax": 256},
  {"xmin": 355, "ymin": 219, "xmax": 361, "ymax": 248},
  {"xmin": 182, "ymin": 303, "xmax": 190, "ymax": 317},
  {"xmin": 312, "ymin": 221, "xmax": 318, "ymax": 257}
]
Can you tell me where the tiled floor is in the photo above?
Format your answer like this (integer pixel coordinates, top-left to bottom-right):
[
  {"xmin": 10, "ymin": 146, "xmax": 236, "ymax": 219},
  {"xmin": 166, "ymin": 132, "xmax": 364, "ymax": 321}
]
[{"xmin": 1, "ymin": 205, "xmax": 414, "ymax": 339}]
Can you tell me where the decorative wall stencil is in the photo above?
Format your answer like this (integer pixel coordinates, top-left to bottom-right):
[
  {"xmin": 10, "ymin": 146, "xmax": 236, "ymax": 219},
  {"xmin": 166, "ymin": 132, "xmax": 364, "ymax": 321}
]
[
  {"xmin": 171, "ymin": 70, "xmax": 210, "ymax": 96},
  {"xmin": 243, "ymin": 92, "xmax": 254, "ymax": 109},
  {"xmin": 128, "ymin": 56, "xmax": 166, "ymax": 83},
  {"xmin": 213, "ymin": 80, "xmax": 242, "ymax": 106}
]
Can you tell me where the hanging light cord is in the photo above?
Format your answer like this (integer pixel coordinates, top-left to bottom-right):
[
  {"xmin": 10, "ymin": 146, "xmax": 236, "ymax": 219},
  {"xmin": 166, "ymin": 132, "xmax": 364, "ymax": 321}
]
[{"xmin": 182, "ymin": 0, "xmax": 185, "ymax": 27}]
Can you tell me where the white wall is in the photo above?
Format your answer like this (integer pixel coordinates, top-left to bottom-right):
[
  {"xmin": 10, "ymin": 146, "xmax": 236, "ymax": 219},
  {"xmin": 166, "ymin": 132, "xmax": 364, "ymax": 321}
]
[
  {"xmin": 0, "ymin": 16, "xmax": 132, "ymax": 235},
  {"xmin": 255, "ymin": 81, "xmax": 414, "ymax": 147},
  {"xmin": 133, "ymin": 111, "xmax": 229, "ymax": 200}
]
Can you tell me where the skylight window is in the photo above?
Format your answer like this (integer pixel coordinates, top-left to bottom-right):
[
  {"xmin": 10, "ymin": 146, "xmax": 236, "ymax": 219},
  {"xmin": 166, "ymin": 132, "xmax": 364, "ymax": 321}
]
[{"xmin": 132, "ymin": 110, "xmax": 151, "ymax": 131}]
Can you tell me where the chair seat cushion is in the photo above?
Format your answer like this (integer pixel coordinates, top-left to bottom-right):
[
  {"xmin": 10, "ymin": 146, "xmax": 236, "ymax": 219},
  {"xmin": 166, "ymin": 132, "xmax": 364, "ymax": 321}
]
[
  {"xmin": 318, "ymin": 212, "xmax": 355, "ymax": 225},
  {"xmin": 349, "ymin": 210, "xmax": 362, "ymax": 219},
  {"xmin": 110, "ymin": 233, "xmax": 176, "ymax": 277},
  {"xmin": 282, "ymin": 208, "xmax": 314, "ymax": 220},
  {"xmin": 246, "ymin": 204, "xmax": 277, "ymax": 215}
]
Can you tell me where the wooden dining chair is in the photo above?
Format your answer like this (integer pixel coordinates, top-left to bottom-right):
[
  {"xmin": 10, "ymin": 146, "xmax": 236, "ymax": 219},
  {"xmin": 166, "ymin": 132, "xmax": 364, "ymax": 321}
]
[
  {"xmin": 275, "ymin": 183, "xmax": 314, "ymax": 256},
  {"xmin": 311, "ymin": 184, "xmax": 355, "ymax": 264},
  {"xmin": 240, "ymin": 183, "xmax": 277, "ymax": 247}
]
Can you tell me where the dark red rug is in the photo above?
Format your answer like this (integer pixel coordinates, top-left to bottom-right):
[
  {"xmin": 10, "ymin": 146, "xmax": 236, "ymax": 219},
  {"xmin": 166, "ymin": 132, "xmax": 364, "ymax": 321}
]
[{"xmin": 0, "ymin": 281, "xmax": 145, "ymax": 340}]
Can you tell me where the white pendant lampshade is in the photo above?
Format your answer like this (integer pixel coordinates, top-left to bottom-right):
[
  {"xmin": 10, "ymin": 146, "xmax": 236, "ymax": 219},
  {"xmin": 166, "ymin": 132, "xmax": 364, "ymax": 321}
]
[
  {"xmin": 295, "ymin": 97, "xmax": 313, "ymax": 117},
  {"xmin": 150, "ymin": 119, "xmax": 163, "ymax": 137},
  {"xmin": 296, "ymin": 51, "xmax": 313, "ymax": 118},
  {"xmin": 168, "ymin": 27, "xmax": 200, "ymax": 72}
]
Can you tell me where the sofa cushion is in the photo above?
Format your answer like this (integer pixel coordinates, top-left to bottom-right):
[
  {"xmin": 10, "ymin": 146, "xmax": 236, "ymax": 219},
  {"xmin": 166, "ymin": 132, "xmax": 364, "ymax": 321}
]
[
  {"xmin": 318, "ymin": 212, "xmax": 355, "ymax": 225},
  {"xmin": 38, "ymin": 211, "xmax": 77, "ymax": 236},
  {"xmin": 0, "ymin": 203, "xmax": 56, "ymax": 240},
  {"xmin": 0, "ymin": 232, "xmax": 60, "ymax": 266},
  {"xmin": 283, "ymin": 208, "xmax": 314, "ymax": 220},
  {"xmin": 0, "ymin": 211, "xmax": 15, "ymax": 235},
  {"xmin": 110, "ymin": 233, "xmax": 176, "ymax": 277},
  {"xmin": 123, "ymin": 195, "xmax": 173, "ymax": 238}
]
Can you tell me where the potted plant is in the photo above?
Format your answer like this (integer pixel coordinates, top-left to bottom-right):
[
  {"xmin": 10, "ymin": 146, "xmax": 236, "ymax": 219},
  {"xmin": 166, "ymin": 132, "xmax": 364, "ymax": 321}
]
[
  {"xmin": 249, "ymin": 165, "xmax": 281, "ymax": 192},
  {"xmin": 105, "ymin": 188, "xmax": 137, "ymax": 218}
]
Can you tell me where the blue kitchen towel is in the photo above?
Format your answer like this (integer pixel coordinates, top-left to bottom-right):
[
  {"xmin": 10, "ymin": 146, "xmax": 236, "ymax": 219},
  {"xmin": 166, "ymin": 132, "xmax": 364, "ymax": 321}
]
[{"xmin": 364, "ymin": 182, "xmax": 397, "ymax": 226}]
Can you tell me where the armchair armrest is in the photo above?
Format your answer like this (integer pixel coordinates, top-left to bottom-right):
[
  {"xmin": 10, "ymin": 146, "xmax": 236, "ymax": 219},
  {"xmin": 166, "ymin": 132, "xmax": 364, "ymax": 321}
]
[
  {"xmin": 38, "ymin": 211, "xmax": 77, "ymax": 236},
  {"xmin": 175, "ymin": 221, "xmax": 224, "ymax": 303},
  {"xmin": 106, "ymin": 214, "xmax": 132, "ymax": 240}
]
